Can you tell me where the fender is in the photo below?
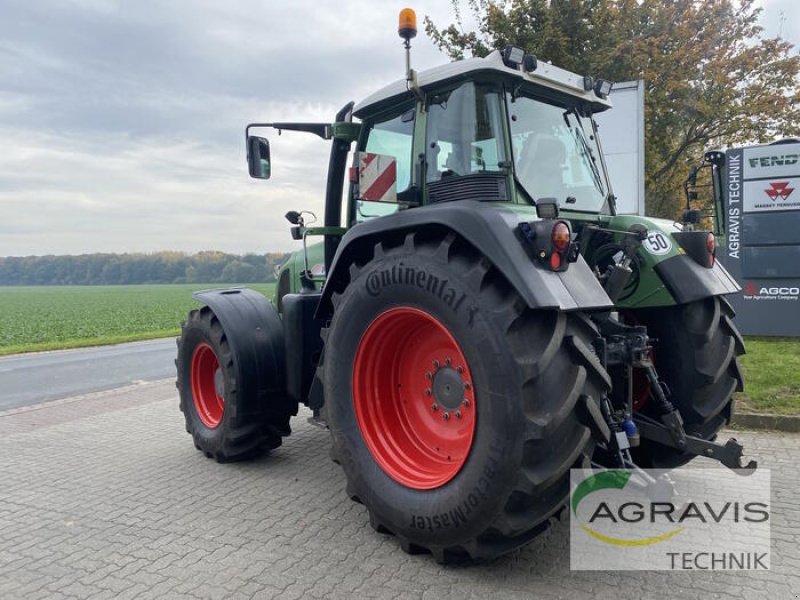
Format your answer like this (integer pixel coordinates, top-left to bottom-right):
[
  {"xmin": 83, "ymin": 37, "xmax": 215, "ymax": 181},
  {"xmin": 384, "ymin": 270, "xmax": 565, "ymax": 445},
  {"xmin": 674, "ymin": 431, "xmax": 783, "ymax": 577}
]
[
  {"xmin": 654, "ymin": 255, "xmax": 740, "ymax": 305},
  {"xmin": 316, "ymin": 201, "xmax": 614, "ymax": 319},
  {"xmin": 192, "ymin": 288, "xmax": 291, "ymax": 417},
  {"xmin": 603, "ymin": 215, "xmax": 741, "ymax": 307}
]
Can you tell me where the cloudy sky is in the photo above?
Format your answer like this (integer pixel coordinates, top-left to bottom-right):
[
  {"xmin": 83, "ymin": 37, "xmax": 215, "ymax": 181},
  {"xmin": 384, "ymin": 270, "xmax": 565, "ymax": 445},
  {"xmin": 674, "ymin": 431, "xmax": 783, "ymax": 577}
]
[{"xmin": 1, "ymin": 0, "xmax": 797, "ymax": 256}]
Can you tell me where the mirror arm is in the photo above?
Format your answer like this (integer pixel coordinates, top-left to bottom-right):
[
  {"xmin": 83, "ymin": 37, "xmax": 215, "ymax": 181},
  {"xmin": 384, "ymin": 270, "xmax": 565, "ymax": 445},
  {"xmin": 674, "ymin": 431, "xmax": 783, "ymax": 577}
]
[{"xmin": 246, "ymin": 122, "xmax": 331, "ymax": 141}]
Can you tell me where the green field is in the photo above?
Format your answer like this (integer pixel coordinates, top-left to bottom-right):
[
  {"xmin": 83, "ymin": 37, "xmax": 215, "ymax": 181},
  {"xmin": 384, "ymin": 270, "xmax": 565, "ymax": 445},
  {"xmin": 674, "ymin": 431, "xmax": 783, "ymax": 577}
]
[
  {"xmin": 0, "ymin": 285, "xmax": 797, "ymax": 415},
  {"xmin": 0, "ymin": 284, "xmax": 275, "ymax": 356}
]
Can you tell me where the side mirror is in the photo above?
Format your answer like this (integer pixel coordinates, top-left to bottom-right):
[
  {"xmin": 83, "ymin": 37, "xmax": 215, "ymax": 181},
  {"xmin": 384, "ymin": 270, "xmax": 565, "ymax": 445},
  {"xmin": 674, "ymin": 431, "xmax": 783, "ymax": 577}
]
[{"xmin": 247, "ymin": 136, "xmax": 271, "ymax": 179}]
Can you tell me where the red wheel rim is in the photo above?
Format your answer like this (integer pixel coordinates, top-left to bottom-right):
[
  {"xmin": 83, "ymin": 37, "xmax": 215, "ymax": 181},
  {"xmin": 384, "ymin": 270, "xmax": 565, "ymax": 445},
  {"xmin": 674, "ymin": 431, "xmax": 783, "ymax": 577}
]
[
  {"xmin": 191, "ymin": 342, "xmax": 224, "ymax": 428},
  {"xmin": 353, "ymin": 307, "xmax": 476, "ymax": 490}
]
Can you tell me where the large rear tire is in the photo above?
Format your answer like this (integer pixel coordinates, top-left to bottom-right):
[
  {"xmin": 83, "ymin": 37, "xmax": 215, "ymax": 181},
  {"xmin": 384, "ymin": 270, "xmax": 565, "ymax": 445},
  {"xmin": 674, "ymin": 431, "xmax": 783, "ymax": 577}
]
[
  {"xmin": 323, "ymin": 232, "xmax": 610, "ymax": 562},
  {"xmin": 630, "ymin": 296, "xmax": 745, "ymax": 468},
  {"xmin": 176, "ymin": 306, "xmax": 285, "ymax": 462}
]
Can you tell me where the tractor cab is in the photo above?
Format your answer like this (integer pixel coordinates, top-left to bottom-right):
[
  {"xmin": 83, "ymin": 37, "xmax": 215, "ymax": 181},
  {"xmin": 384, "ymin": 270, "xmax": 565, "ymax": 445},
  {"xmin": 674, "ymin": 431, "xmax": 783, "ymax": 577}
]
[
  {"xmin": 350, "ymin": 48, "xmax": 616, "ymax": 224},
  {"xmin": 246, "ymin": 21, "xmax": 618, "ymax": 293}
]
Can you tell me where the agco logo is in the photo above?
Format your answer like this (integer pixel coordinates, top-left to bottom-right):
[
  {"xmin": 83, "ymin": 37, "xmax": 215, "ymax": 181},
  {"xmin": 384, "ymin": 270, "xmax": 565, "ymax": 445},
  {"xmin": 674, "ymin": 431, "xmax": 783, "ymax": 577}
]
[
  {"xmin": 765, "ymin": 181, "xmax": 794, "ymax": 201},
  {"xmin": 744, "ymin": 282, "xmax": 800, "ymax": 297}
]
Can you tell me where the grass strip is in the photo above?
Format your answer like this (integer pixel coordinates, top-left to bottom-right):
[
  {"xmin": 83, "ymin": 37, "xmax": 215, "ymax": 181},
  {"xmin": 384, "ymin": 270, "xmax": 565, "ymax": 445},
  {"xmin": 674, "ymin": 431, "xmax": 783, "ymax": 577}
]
[{"xmin": 735, "ymin": 337, "xmax": 800, "ymax": 415}]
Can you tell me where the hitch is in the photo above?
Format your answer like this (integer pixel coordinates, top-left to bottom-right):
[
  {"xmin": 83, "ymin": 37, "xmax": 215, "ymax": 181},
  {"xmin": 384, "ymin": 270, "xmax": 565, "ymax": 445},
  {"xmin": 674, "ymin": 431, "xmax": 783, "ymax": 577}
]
[
  {"xmin": 635, "ymin": 413, "xmax": 757, "ymax": 472},
  {"xmin": 592, "ymin": 314, "xmax": 757, "ymax": 474}
]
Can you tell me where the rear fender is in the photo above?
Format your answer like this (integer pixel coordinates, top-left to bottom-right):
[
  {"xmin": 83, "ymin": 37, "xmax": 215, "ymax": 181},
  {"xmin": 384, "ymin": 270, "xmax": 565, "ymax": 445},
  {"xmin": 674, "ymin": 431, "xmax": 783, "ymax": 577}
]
[
  {"xmin": 192, "ymin": 288, "xmax": 291, "ymax": 416},
  {"xmin": 602, "ymin": 215, "xmax": 740, "ymax": 307},
  {"xmin": 316, "ymin": 201, "xmax": 614, "ymax": 319}
]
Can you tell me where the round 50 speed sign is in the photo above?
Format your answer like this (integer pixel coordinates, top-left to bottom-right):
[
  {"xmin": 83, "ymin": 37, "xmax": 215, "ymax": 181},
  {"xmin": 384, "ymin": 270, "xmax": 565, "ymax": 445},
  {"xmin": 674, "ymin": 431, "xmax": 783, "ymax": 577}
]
[{"xmin": 643, "ymin": 231, "xmax": 673, "ymax": 255}]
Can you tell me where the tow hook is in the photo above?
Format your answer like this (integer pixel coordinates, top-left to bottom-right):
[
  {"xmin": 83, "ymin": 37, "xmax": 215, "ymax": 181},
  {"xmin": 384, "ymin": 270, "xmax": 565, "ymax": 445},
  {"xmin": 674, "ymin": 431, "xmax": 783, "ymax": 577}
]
[{"xmin": 634, "ymin": 414, "xmax": 757, "ymax": 473}]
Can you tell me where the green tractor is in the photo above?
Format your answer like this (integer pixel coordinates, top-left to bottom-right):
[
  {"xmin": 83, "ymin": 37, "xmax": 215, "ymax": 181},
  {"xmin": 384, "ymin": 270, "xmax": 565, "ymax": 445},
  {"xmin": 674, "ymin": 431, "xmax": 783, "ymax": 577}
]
[{"xmin": 176, "ymin": 10, "xmax": 753, "ymax": 563}]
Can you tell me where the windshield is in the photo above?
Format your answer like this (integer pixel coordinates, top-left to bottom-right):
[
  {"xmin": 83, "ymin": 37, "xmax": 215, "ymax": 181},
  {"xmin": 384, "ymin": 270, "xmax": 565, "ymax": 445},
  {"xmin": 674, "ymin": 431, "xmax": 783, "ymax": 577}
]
[{"xmin": 507, "ymin": 93, "xmax": 610, "ymax": 212}]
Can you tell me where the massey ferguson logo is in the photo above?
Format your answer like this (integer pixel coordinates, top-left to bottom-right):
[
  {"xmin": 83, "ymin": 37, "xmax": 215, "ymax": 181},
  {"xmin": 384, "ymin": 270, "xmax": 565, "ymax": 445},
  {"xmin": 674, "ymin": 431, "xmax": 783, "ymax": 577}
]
[{"xmin": 765, "ymin": 181, "xmax": 794, "ymax": 201}]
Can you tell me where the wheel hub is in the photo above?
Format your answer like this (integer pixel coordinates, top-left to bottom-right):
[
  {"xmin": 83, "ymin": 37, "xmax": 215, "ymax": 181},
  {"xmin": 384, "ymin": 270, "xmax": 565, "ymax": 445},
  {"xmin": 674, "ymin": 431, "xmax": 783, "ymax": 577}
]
[{"xmin": 432, "ymin": 366, "xmax": 465, "ymax": 410}]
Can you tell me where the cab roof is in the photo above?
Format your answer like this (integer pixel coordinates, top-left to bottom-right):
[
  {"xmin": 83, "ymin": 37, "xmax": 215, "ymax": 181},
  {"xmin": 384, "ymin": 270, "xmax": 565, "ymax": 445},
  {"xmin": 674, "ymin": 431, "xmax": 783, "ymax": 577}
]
[{"xmin": 353, "ymin": 50, "xmax": 613, "ymax": 118}]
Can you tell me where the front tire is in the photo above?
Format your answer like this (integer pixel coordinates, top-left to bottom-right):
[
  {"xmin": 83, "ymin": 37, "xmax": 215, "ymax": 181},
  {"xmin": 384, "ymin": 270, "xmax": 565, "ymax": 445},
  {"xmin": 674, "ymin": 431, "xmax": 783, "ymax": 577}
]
[
  {"xmin": 176, "ymin": 306, "xmax": 283, "ymax": 461},
  {"xmin": 323, "ymin": 232, "xmax": 610, "ymax": 562}
]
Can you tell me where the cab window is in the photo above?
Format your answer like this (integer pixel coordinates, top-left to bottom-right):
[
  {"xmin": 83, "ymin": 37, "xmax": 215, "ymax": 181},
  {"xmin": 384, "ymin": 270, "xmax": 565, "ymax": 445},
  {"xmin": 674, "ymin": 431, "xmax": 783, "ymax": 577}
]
[
  {"xmin": 354, "ymin": 109, "xmax": 414, "ymax": 223},
  {"xmin": 426, "ymin": 82, "xmax": 506, "ymax": 182}
]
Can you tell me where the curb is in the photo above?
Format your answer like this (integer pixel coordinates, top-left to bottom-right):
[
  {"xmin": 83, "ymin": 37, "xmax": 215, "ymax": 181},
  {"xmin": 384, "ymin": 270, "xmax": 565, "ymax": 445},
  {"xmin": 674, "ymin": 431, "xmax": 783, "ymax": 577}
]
[
  {"xmin": 731, "ymin": 412, "xmax": 800, "ymax": 433},
  {"xmin": 0, "ymin": 378, "xmax": 173, "ymax": 418}
]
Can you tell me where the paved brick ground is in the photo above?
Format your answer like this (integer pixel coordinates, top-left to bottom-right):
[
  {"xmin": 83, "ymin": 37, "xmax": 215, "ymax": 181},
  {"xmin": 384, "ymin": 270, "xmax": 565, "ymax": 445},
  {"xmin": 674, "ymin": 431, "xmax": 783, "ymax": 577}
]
[{"xmin": 1, "ymin": 380, "xmax": 798, "ymax": 599}]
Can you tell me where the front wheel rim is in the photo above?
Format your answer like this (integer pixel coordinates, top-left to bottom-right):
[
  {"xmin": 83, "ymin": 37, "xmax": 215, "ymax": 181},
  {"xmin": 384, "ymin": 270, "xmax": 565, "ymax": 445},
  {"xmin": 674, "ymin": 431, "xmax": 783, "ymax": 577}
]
[
  {"xmin": 191, "ymin": 342, "xmax": 224, "ymax": 428},
  {"xmin": 353, "ymin": 307, "xmax": 476, "ymax": 490}
]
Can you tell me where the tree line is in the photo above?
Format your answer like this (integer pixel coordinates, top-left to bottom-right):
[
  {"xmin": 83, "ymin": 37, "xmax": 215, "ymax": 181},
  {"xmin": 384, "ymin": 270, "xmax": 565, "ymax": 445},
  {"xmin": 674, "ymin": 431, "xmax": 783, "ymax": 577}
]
[
  {"xmin": 426, "ymin": 0, "xmax": 800, "ymax": 218},
  {"xmin": 0, "ymin": 251, "xmax": 290, "ymax": 286}
]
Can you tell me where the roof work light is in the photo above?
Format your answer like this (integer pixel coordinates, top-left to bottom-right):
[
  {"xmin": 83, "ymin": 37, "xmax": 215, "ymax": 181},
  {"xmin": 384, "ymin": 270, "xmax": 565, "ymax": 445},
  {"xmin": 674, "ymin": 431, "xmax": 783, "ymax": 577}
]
[
  {"xmin": 594, "ymin": 79, "xmax": 613, "ymax": 98},
  {"xmin": 502, "ymin": 45, "xmax": 525, "ymax": 68}
]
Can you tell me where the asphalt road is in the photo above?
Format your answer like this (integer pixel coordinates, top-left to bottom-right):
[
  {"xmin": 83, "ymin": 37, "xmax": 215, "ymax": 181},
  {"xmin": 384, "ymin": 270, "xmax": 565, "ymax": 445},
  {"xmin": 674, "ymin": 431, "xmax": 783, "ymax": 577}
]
[{"xmin": 0, "ymin": 338, "xmax": 177, "ymax": 411}]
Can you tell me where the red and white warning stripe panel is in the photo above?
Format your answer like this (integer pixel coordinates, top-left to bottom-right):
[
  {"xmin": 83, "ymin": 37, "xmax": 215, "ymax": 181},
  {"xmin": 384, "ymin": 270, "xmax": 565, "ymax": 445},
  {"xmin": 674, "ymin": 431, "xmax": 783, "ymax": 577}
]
[{"xmin": 356, "ymin": 152, "xmax": 397, "ymax": 203}]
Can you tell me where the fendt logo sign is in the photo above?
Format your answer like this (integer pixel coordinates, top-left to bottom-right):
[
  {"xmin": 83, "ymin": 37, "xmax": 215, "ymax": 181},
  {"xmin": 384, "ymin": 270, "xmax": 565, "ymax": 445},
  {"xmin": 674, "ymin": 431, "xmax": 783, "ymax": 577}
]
[
  {"xmin": 742, "ymin": 145, "xmax": 800, "ymax": 185},
  {"xmin": 765, "ymin": 181, "xmax": 794, "ymax": 201},
  {"xmin": 748, "ymin": 153, "xmax": 799, "ymax": 169}
]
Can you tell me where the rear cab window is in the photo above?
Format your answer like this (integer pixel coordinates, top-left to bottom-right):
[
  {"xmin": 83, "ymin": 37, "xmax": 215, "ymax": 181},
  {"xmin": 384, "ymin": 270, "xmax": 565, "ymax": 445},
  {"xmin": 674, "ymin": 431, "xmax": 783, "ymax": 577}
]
[{"xmin": 352, "ymin": 107, "xmax": 415, "ymax": 224}]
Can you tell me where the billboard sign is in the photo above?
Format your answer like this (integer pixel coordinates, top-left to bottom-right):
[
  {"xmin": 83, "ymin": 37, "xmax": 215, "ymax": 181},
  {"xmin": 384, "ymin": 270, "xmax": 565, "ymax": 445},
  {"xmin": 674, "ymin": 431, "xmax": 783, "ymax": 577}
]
[{"xmin": 719, "ymin": 142, "xmax": 800, "ymax": 335}]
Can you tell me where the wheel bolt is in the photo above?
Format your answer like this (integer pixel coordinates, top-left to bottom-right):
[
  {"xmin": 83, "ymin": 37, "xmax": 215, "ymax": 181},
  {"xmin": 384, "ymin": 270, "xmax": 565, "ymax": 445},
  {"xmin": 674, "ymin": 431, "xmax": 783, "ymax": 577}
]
[
  {"xmin": 425, "ymin": 388, "xmax": 432, "ymax": 396},
  {"xmin": 446, "ymin": 357, "xmax": 452, "ymax": 366},
  {"xmin": 464, "ymin": 382, "xmax": 472, "ymax": 390},
  {"xmin": 455, "ymin": 411, "xmax": 462, "ymax": 419},
  {"xmin": 463, "ymin": 399, "xmax": 471, "ymax": 407},
  {"xmin": 433, "ymin": 360, "xmax": 440, "ymax": 369},
  {"xmin": 443, "ymin": 412, "xmax": 450, "ymax": 420},
  {"xmin": 456, "ymin": 366, "xmax": 463, "ymax": 374},
  {"xmin": 431, "ymin": 403, "xmax": 438, "ymax": 411},
  {"xmin": 426, "ymin": 372, "xmax": 432, "ymax": 380}
]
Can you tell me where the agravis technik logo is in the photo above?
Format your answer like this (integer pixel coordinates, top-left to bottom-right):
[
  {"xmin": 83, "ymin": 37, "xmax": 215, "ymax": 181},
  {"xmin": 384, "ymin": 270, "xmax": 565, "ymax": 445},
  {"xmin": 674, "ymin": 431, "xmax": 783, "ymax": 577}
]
[{"xmin": 570, "ymin": 468, "xmax": 771, "ymax": 571}]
